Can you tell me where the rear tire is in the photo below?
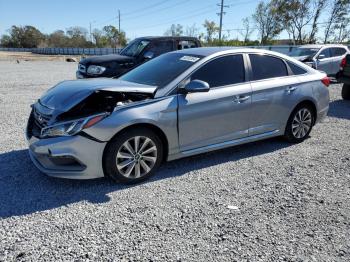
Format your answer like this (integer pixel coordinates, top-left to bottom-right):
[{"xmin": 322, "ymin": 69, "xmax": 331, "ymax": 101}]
[
  {"xmin": 341, "ymin": 84, "xmax": 350, "ymax": 100},
  {"xmin": 284, "ymin": 104, "xmax": 315, "ymax": 143},
  {"xmin": 103, "ymin": 128, "xmax": 163, "ymax": 184}
]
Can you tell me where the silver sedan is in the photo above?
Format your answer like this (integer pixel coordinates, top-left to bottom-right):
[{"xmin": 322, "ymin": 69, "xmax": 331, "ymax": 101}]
[{"xmin": 26, "ymin": 48, "xmax": 330, "ymax": 183}]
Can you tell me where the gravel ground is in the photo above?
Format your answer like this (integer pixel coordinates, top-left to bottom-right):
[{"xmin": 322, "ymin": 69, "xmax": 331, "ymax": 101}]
[{"xmin": 0, "ymin": 60, "xmax": 349, "ymax": 262}]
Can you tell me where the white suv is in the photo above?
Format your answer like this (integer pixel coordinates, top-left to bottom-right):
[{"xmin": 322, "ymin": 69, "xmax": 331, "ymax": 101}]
[{"xmin": 290, "ymin": 44, "xmax": 349, "ymax": 76}]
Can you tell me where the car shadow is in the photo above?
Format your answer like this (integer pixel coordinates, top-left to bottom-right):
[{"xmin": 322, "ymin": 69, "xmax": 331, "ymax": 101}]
[
  {"xmin": 328, "ymin": 99, "xmax": 350, "ymax": 120},
  {"xmin": 0, "ymin": 138, "xmax": 293, "ymax": 219}
]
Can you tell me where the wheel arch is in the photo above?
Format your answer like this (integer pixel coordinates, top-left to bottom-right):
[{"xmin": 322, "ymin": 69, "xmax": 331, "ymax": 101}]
[
  {"xmin": 294, "ymin": 100, "xmax": 317, "ymax": 124},
  {"xmin": 103, "ymin": 122, "xmax": 170, "ymax": 163}
]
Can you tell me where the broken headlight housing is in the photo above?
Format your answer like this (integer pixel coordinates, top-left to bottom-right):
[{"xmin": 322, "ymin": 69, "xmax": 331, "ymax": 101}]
[
  {"xmin": 41, "ymin": 113, "xmax": 108, "ymax": 138},
  {"xmin": 87, "ymin": 65, "xmax": 106, "ymax": 75}
]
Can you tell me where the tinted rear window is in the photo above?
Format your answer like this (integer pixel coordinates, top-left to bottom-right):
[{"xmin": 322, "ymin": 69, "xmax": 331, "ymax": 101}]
[
  {"xmin": 191, "ymin": 55, "xmax": 245, "ymax": 87},
  {"xmin": 250, "ymin": 54, "xmax": 288, "ymax": 80},
  {"xmin": 287, "ymin": 61, "xmax": 307, "ymax": 75},
  {"xmin": 331, "ymin": 47, "xmax": 347, "ymax": 57}
]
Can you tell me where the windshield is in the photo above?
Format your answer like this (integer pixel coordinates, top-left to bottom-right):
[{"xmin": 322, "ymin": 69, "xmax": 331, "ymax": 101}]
[
  {"xmin": 120, "ymin": 39, "xmax": 150, "ymax": 57},
  {"xmin": 119, "ymin": 53, "xmax": 203, "ymax": 89},
  {"xmin": 290, "ymin": 48, "xmax": 320, "ymax": 57}
]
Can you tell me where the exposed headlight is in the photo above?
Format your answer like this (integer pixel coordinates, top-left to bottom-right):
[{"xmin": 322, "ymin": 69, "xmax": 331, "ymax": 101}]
[
  {"xmin": 87, "ymin": 65, "xmax": 106, "ymax": 75},
  {"xmin": 41, "ymin": 113, "xmax": 108, "ymax": 138}
]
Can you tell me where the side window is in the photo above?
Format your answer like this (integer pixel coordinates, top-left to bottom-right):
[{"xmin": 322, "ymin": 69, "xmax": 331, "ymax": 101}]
[
  {"xmin": 286, "ymin": 61, "xmax": 307, "ymax": 75},
  {"xmin": 318, "ymin": 48, "xmax": 331, "ymax": 59},
  {"xmin": 331, "ymin": 47, "xmax": 347, "ymax": 57},
  {"xmin": 177, "ymin": 40, "xmax": 199, "ymax": 50},
  {"xmin": 147, "ymin": 41, "xmax": 173, "ymax": 56},
  {"xmin": 249, "ymin": 54, "xmax": 288, "ymax": 81},
  {"xmin": 191, "ymin": 55, "xmax": 245, "ymax": 87}
]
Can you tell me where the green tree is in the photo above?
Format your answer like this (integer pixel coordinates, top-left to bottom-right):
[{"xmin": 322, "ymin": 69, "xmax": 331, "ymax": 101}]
[
  {"xmin": 102, "ymin": 25, "xmax": 126, "ymax": 47},
  {"xmin": 203, "ymin": 20, "xmax": 219, "ymax": 43},
  {"xmin": 253, "ymin": 0, "xmax": 283, "ymax": 44},
  {"xmin": 323, "ymin": 0, "xmax": 350, "ymax": 43},
  {"xmin": 48, "ymin": 30, "xmax": 68, "ymax": 47},
  {"xmin": 2, "ymin": 25, "xmax": 45, "ymax": 48}
]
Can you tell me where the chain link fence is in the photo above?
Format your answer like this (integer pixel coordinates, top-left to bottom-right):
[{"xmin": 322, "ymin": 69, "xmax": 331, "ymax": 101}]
[
  {"xmin": 0, "ymin": 46, "xmax": 298, "ymax": 56},
  {"xmin": 0, "ymin": 47, "xmax": 122, "ymax": 55}
]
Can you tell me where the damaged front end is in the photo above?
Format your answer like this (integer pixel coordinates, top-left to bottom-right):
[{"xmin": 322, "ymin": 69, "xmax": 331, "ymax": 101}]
[{"xmin": 27, "ymin": 79, "xmax": 156, "ymax": 140}]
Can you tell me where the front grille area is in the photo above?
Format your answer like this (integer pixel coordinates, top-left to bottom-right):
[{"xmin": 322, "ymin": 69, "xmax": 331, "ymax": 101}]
[
  {"xmin": 27, "ymin": 108, "xmax": 52, "ymax": 138},
  {"xmin": 33, "ymin": 107, "xmax": 51, "ymax": 128},
  {"xmin": 78, "ymin": 63, "xmax": 86, "ymax": 73}
]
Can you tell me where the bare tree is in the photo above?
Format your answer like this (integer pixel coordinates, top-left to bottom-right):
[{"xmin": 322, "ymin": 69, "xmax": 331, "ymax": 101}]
[
  {"xmin": 164, "ymin": 24, "xmax": 184, "ymax": 36},
  {"xmin": 253, "ymin": 0, "xmax": 283, "ymax": 45},
  {"xmin": 185, "ymin": 24, "xmax": 200, "ymax": 37},
  {"xmin": 323, "ymin": 0, "xmax": 350, "ymax": 43},
  {"xmin": 239, "ymin": 17, "xmax": 254, "ymax": 43}
]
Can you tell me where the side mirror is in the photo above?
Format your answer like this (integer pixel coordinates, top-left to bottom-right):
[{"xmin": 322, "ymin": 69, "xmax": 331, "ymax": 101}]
[
  {"xmin": 143, "ymin": 51, "xmax": 154, "ymax": 60},
  {"xmin": 181, "ymin": 80, "xmax": 210, "ymax": 94},
  {"xmin": 317, "ymin": 54, "xmax": 326, "ymax": 60}
]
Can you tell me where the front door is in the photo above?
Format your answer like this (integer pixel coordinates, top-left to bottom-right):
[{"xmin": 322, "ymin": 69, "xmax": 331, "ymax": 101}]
[
  {"xmin": 178, "ymin": 54, "xmax": 251, "ymax": 151},
  {"xmin": 316, "ymin": 48, "xmax": 333, "ymax": 75}
]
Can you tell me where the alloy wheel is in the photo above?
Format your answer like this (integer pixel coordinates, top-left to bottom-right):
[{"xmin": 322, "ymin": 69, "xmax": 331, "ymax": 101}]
[
  {"xmin": 116, "ymin": 136, "xmax": 157, "ymax": 178},
  {"xmin": 292, "ymin": 108, "xmax": 312, "ymax": 139}
]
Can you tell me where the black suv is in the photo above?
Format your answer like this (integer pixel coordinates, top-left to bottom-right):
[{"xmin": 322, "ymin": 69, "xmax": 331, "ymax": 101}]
[
  {"xmin": 76, "ymin": 36, "xmax": 201, "ymax": 79},
  {"xmin": 336, "ymin": 54, "xmax": 350, "ymax": 100}
]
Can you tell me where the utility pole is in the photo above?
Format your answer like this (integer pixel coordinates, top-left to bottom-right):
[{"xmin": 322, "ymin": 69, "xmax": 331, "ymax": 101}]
[
  {"xmin": 89, "ymin": 22, "xmax": 92, "ymax": 43},
  {"xmin": 89, "ymin": 21, "xmax": 96, "ymax": 43},
  {"xmin": 117, "ymin": 9, "xmax": 121, "ymax": 47},
  {"xmin": 217, "ymin": 0, "xmax": 229, "ymax": 41},
  {"xmin": 118, "ymin": 9, "xmax": 121, "ymax": 32}
]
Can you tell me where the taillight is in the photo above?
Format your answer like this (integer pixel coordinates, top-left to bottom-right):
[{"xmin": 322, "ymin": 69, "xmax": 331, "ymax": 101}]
[
  {"xmin": 321, "ymin": 76, "xmax": 330, "ymax": 87},
  {"xmin": 340, "ymin": 57, "xmax": 346, "ymax": 70}
]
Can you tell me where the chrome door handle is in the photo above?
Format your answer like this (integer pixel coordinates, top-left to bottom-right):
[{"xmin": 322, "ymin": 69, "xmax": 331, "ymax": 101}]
[
  {"xmin": 286, "ymin": 86, "xmax": 297, "ymax": 94},
  {"xmin": 234, "ymin": 95, "xmax": 250, "ymax": 103}
]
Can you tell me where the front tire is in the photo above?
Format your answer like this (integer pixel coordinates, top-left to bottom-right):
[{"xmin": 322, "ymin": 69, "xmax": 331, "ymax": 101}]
[
  {"xmin": 103, "ymin": 128, "xmax": 163, "ymax": 184},
  {"xmin": 341, "ymin": 84, "xmax": 350, "ymax": 100},
  {"xmin": 284, "ymin": 105, "xmax": 315, "ymax": 143}
]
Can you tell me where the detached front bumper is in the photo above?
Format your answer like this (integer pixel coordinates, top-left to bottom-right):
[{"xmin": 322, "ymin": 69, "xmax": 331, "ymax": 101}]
[{"xmin": 27, "ymin": 135, "xmax": 107, "ymax": 179}]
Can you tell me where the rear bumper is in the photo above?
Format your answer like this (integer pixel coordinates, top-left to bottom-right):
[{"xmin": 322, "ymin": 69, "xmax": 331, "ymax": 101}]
[{"xmin": 27, "ymin": 135, "xmax": 106, "ymax": 179}]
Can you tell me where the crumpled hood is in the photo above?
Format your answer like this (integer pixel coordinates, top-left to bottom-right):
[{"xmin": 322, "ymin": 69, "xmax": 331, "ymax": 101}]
[
  {"xmin": 80, "ymin": 54, "xmax": 133, "ymax": 65},
  {"xmin": 293, "ymin": 55, "xmax": 313, "ymax": 62},
  {"xmin": 39, "ymin": 78, "xmax": 156, "ymax": 112}
]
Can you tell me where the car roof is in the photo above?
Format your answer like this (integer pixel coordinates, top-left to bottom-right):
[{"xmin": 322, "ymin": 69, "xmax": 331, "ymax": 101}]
[
  {"xmin": 136, "ymin": 36, "xmax": 199, "ymax": 41},
  {"xmin": 173, "ymin": 46, "xmax": 286, "ymax": 56},
  {"xmin": 299, "ymin": 44, "xmax": 348, "ymax": 49}
]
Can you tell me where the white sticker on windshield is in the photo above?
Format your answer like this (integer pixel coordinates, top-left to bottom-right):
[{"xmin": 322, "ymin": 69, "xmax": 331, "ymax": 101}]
[{"xmin": 180, "ymin": 56, "xmax": 200, "ymax": 62}]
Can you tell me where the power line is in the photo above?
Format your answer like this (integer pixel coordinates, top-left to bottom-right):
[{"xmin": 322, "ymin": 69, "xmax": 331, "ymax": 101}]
[
  {"xmin": 122, "ymin": 0, "xmax": 190, "ymax": 21},
  {"xmin": 125, "ymin": 4, "xmax": 217, "ymax": 31},
  {"xmin": 122, "ymin": 0, "xmax": 173, "ymax": 16}
]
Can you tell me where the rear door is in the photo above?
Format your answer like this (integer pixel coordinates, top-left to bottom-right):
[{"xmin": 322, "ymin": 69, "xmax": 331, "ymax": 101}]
[
  {"xmin": 330, "ymin": 47, "xmax": 348, "ymax": 75},
  {"xmin": 178, "ymin": 54, "xmax": 251, "ymax": 151},
  {"xmin": 248, "ymin": 54, "xmax": 301, "ymax": 136}
]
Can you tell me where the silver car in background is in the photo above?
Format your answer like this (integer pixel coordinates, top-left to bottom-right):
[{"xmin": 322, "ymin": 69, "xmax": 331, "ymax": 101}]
[
  {"xmin": 290, "ymin": 44, "xmax": 349, "ymax": 76},
  {"xmin": 26, "ymin": 48, "xmax": 330, "ymax": 183}
]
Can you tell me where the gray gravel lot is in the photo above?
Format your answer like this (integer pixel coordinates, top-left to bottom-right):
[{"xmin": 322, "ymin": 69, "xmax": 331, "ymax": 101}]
[{"xmin": 0, "ymin": 60, "xmax": 349, "ymax": 261}]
